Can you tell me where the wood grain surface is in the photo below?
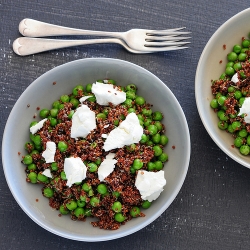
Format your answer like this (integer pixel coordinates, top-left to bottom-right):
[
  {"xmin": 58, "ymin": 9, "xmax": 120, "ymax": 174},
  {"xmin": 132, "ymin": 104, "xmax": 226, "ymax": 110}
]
[{"xmin": 1, "ymin": 0, "xmax": 250, "ymax": 249}]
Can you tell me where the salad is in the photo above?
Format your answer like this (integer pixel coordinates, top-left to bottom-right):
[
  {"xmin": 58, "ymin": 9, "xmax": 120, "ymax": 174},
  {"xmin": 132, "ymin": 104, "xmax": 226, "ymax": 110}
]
[{"xmin": 22, "ymin": 79, "xmax": 169, "ymax": 230}]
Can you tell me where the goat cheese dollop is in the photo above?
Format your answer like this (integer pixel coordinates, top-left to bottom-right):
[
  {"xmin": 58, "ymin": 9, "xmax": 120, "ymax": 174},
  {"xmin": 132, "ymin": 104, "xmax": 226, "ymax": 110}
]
[
  {"xmin": 41, "ymin": 141, "xmax": 56, "ymax": 163},
  {"xmin": 64, "ymin": 157, "xmax": 87, "ymax": 187},
  {"xmin": 30, "ymin": 118, "xmax": 47, "ymax": 134},
  {"xmin": 238, "ymin": 97, "xmax": 250, "ymax": 123},
  {"xmin": 91, "ymin": 82, "xmax": 126, "ymax": 106},
  {"xmin": 103, "ymin": 113, "xmax": 143, "ymax": 151},
  {"xmin": 98, "ymin": 153, "xmax": 117, "ymax": 181},
  {"xmin": 135, "ymin": 170, "xmax": 166, "ymax": 202},
  {"xmin": 79, "ymin": 95, "xmax": 92, "ymax": 103},
  {"xmin": 231, "ymin": 73, "xmax": 239, "ymax": 83},
  {"xmin": 71, "ymin": 104, "xmax": 96, "ymax": 138},
  {"xmin": 42, "ymin": 169, "xmax": 52, "ymax": 178}
]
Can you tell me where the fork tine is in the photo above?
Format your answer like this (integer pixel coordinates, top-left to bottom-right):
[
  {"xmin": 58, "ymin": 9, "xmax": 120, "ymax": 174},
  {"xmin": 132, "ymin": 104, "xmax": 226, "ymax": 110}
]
[
  {"xmin": 147, "ymin": 30, "xmax": 191, "ymax": 36},
  {"xmin": 146, "ymin": 36, "xmax": 191, "ymax": 41},
  {"xmin": 143, "ymin": 46, "xmax": 189, "ymax": 52},
  {"xmin": 145, "ymin": 41, "xmax": 190, "ymax": 47}
]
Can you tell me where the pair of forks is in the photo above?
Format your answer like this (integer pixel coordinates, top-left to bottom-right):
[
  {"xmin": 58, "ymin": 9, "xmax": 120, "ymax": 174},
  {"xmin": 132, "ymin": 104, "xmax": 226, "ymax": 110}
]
[{"xmin": 13, "ymin": 18, "xmax": 190, "ymax": 56}]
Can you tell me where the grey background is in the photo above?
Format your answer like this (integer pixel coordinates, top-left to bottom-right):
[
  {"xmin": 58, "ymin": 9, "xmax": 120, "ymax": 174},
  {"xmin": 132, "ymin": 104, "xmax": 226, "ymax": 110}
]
[{"xmin": 1, "ymin": 0, "xmax": 250, "ymax": 249}]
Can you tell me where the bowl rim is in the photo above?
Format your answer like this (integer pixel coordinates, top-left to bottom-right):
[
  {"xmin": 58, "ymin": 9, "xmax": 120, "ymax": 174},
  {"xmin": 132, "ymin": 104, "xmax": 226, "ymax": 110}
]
[
  {"xmin": 2, "ymin": 58, "xmax": 191, "ymax": 241},
  {"xmin": 195, "ymin": 8, "xmax": 250, "ymax": 169}
]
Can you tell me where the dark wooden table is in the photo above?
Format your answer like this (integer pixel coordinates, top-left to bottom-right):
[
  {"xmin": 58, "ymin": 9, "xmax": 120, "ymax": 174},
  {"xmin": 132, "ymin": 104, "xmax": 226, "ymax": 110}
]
[{"xmin": 1, "ymin": 1, "xmax": 250, "ymax": 249}]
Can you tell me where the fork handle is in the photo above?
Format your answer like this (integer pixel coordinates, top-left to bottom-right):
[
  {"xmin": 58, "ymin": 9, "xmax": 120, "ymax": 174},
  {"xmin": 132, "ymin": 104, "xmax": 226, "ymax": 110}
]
[
  {"xmin": 19, "ymin": 18, "xmax": 122, "ymax": 38},
  {"xmin": 13, "ymin": 37, "xmax": 122, "ymax": 56}
]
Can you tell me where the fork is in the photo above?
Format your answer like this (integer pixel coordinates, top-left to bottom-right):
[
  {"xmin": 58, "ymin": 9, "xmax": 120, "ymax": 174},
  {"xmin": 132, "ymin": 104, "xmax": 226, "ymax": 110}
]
[{"xmin": 17, "ymin": 18, "xmax": 190, "ymax": 53}]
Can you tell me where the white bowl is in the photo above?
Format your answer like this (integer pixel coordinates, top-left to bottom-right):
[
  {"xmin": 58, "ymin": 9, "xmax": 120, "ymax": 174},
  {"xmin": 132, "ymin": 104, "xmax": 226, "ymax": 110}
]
[
  {"xmin": 196, "ymin": 8, "xmax": 250, "ymax": 168},
  {"xmin": 2, "ymin": 58, "xmax": 190, "ymax": 241}
]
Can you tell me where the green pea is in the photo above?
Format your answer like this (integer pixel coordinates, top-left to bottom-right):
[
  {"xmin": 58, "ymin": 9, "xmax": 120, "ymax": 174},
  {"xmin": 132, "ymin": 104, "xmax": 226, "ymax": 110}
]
[
  {"xmin": 43, "ymin": 187, "xmax": 54, "ymax": 198},
  {"xmin": 30, "ymin": 121, "xmax": 38, "ymax": 128},
  {"xmin": 158, "ymin": 152, "xmax": 168, "ymax": 162},
  {"xmin": 112, "ymin": 191, "xmax": 120, "ymax": 198},
  {"xmin": 95, "ymin": 158, "xmax": 102, "ymax": 165},
  {"xmin": 147, "ymin": 124, "xmax": 158, "ymax": 135},
  {"xmin": 97, "ymin": 183, "xmax": 108, "ymax": 194},
  {"xmin": 143, "ymin": 118, "xmax": 151, "ymax": 127},
  {"xmin": 72, "ymin": 85, "xmax": 84, "ymax": 96},
  {"xmin": 25, "ymin": 142, "xmax": 35, "ymax": 152},
  {"xmin": 114, "ymin": 213, "xmax": 126, "ymax": 222},
  {"xmin": 107, "ymin": 79, "xmax": 116, "ymax": 85},
  {"xmin": 142, "ymin": 200, "xmax": 151, "ymax": 209},
  {"xmin": 82, "ymin": 182, "xmax": 91, "ymax": 192},
  {"xmin": 240, "ymin": 144, "xmax": 250, "ymax": 155},
  {"xmin": 58, "ymin": 141, "xmax": 68, "ymax": 152},
  {"xmin": 70, "ymin": 98, "xmax": 80, "ymax": 108},
  {"xmin": 227, "ymin": 52, "xmax": 238, "ymax": 62},
  {"xmin": 155, "ymin": 160, "xmax": 163, "ymax": 170},
  {"xmin": 232, "ymin": 121, "xmax": 241, "ymax": 131},
  {"xmin": 49, "ymin": 117, "xmax": 57, "ymax": 127},
  {"xmin": 52, "ymin": 100, "xmax": 61, "ymax": 109},
  {"xmin": 123, "ymin": 99, "xmax": 133, "ymax": 108},
  {"xmin": 153, "ymin": 145, "xmax": 163, "ymax": 156},
  {"xmin": 135, "ymin": 96, "xmax": 145, "ymax": 105},
  {"xmin": 90, "ymin": 197, "xmax": 100, "ymax": 207},
  {"xmin": 68, "ymin": 110, "xmax": 74, "ymax": 119},
  {"xmin": 23, "ymin": 155, "xmax": 33, "ymax": 165},
  {"xmin": 233, "ymin": 44, "xmax": 242, "ymax": 54},
  {"xmin": 114, "ymin": 119, "xmax": 119, "ymax": 126},
  {"xmin": 239, "ymin": 97, "xmax": 245, "ymax": 106},
  {"xmin": 126, "ymin": 84, "xmax": 137, "ymax": 92},
  {"xmin": 220, "ymin": 73, "xmax": 227, "ymax": 80},
  {"xmin": 86, "ymin": 83, "xmax": 93, "ymax": 92},
  {"xmin": 128, "ymin": 107, "xmax": 136, "ymax": 113},
  {"xmin": 130, "ymin": 166, "xmax": 136, "ymax": 174},
  {"xmin": 225, "ymin": 67, "xmax": 235, "ymax": 76},
  {"xmin": 58, "ymin": 104, "xmax": 65, "ymax": 110},
  {"xmin": 30, "ymin": 150, "xmax": 39, "ymax": 156},
  {"xmin": 242, "ymin": 39, "xmax": 250, "ymax": 48},
  {"xmin": 226, "ymin": 62, "xmax": 234, "ymax": 67},
  {"xmin": 238, "ymin": 53, "xmax": 247, "ymax": 61},
  {"xmin": 60, "ymin": 95, "xmax": 70, "ymax": 103},
  {"xmin": 142, "ymin": 108, "xmax": 152, "ymax": 117},
  {"xmin": 130, "ymin": 206, "xmax": 140, "ymax": 217},
  {"xmin": 66, "ymin": 200, "xmax": 77, "ymax": 210},
  {"xmin": 27, "ymin": 163, "xmax": 37, "ymax": 171},
  {"xmin": 238, "ymin": 128, "xmax": 248, "ymax": 137},
  {"xmin": 126, "ymin": 144, "xmax": 136, "ymax": 152},
  {"xmin": 218, "ymin": 96, "xmax": 227, "ymax": 106},
  {"xmin": 160, "ymin": 135, "xmax": 168, "ymax": 146},
  {"xmin": 126, "ymin": 91, "xmax": 136, "ymax": 100},
  {"xmin": 147, "ymin": 162, "xmax": 155, "ymax": 171},
  {"xmin": 218, "ymin": 121, "xmax": 228, "ymax": 130},
  {"xmin": 240, "ymin": 72, "xmax": 246, "ymax": 79},
  {"xmin": 112, "ymin": 201, "xmax": 122, "ymax": 213},
  {"xmin": 88, "ymin": 96, "xmax": 96, "ymax": 102},
  {"xmin": 33, "ymin": 135, "xmax": 41, "ymax": 146},
  {"xmin": 227, "ymin": 86, "xmax": 235, "ymax": 93},
  {"xmin": 234, "ymin": 90, "xmax": 242, "ymax": 100},
  {"xmin": 233, "ymin": 62, "xmax": 242, "ymax": 71},
  {"xmin": 154, "ymin": 121, "xmax": 163, "ymax": 131},
  {"xmin": 219, "ymin": 112, "xmax": 229, "ymax": 121},
  {"xmin": 247, "ymin": 135, "xmax": 250, "ymax": 145},
  {"xmin": 103, "ymin": 108, "xmax": 110, "ymax": 116},
  {"xmin": 96, "ymin": 113, "xmax": 106, "ymax": 119},
  {"xmin": 227, "ymin": 124, "xmax": 234, "ymax": 134},
  {"xmin": 28, "ymin": 172, "xmax": 37, "ymax": 183},
  {"xmin": 133, "ymin": 159, "xmax": 143, "ymax": 170},
  {"xmin": 88, "ymin": 162, "xmax": 98, "ymax": 172},
  {"xmin": 40, "ymin": 109, "xmax": 50, "ymax": 118},
  {"xmin": 152, "ymin": 111, "xmax": 163, "ymax": 121},
  {"xmin": 146, "ymin": 140, "xmax": 154, "ymax": 146},
  {"xmin": 50, "ymin": 108, "xmax": 58, "ymax": 118},
  {"xmin": 84, "ymin": 208, "xmax": 92, "ymax": 217},
  {"xmin": 77, "ymin": 200, "xmax": 86, "ymax": 208},
  {"xmin": 59, "ymin": 205, "xmax": 69, "ymax": 215},
  {"xmin": 51, "ymin": 162, "xmax": 58, "ymax": 171},
  {"xmin": 37, "ymin": 173, "xmax": 48, "ymax": 183},
  {"xmin": 96, "ymin": 80, "xmax": 104, "ymax": 83},
  {"xmin": 210, "ymin": 99, "xmax": 218, "ymax": 109},
  {"xmin": 74, "ymin": 207, "xmax": 85, "ymax": 218},
  {"xmin": 60, "ymin": 171, "xmax": 67, "ymax": 180},
  {"xmin": 152, "ymin": 133, "xmax": 161, "ymax": 144},
  {"xmin": 234, "ymin": 137, "xmax": 243, "ymax": 148}
]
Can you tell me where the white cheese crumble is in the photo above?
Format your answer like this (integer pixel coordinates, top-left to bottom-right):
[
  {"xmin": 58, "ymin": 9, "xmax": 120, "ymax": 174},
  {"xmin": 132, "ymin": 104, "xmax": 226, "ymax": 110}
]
[
  {"xmin": 135, "ymin": 170, "xmax": 166, "ymax": 202},
  {"xmin": 102, "ymin": 134, "xmax": 108, "ymax": 138},
  {"xmin": 91, "ymin": 82, "xmax": 126, "ymax": 106},
  {"xmin": 238, "ymin": 97, "xmax": 250, "ymax": 123},
  {"xmin": 42, "ymin": 169, "xmax": 52, "ymax": 178},
  {"xmin": 30, "ymin": 118, "xmax": 47, "ymax": 134},
  {"xmin": 79, "ymin": 95, "xmax": 92, "ymax": 103},
  {"xmin": 231, "ymin": 73, "xmax": 239, "ymax": 83},
  {"xmin": 71, "ymin": 104, "xmax": 96, "ymax": 138},
  {"xmin": 64, "ymin": 157, "xmax": 87, "ymax": 187},
  {"xmin": 41, "ymin": 141, "xmax": 56, "ymax": 163},
  {"xmin": 98, "ymin": 153, "xmax": 117, "ymax": 181},
  {"xmin": 103, "ymin": 113, "xmax": 143, "ymax": 151}
]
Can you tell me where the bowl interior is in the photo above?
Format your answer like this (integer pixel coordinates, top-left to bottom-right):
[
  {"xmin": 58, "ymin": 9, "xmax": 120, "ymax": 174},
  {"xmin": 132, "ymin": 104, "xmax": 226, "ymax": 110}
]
[
  {"xmin": 195, "ymin": 8, "xmax": 250, "ymax": 168},
  {"xmin": 2, "ymin": 58, "xmax": 190, "ymax": 241}
]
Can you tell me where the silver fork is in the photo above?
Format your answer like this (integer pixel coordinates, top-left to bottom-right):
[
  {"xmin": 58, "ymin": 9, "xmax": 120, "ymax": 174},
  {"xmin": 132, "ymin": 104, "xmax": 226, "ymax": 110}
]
[{"xmin": 17, "ymin": 18, "xmax": 190, "ymax": 53}]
